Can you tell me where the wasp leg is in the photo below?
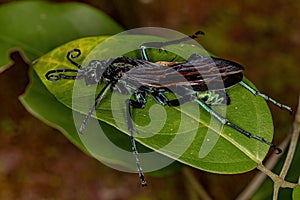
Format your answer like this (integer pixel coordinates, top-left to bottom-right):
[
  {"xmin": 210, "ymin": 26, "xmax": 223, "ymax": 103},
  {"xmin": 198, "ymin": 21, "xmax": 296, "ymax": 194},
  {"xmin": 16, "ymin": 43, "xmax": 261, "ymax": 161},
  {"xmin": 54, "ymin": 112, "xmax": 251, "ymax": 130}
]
[
  {"xmin": 79, "ymin": 82, "xmax": 112, "ymax": 134},
  {"xmin": 148, "ymin": 90, "xmax": 281, "ymax": 153},
  {"xmin": 140, "ymin": 30, "xmax": 204, "ymax": 61},
  {"xmin": 195, "ymin": 98, "xmax": 282, "ymax": 154},
  {"xmin": 150, "ymin": 90, "xmax": 169, "ymax": 105},
  {"xmin": 239, "ymin": 81, "xmax": 292, "ymax": 113},
  {"xmin": 148, "ymin": 89, "xmax": 193, "ymax": 106},
  {"xmin": 125, "ymin": 92, "xmax": 148, "ymax": 187},
  {"xmin": 197, "ymin": 90, "xmax": 230, "ymax": 106}
]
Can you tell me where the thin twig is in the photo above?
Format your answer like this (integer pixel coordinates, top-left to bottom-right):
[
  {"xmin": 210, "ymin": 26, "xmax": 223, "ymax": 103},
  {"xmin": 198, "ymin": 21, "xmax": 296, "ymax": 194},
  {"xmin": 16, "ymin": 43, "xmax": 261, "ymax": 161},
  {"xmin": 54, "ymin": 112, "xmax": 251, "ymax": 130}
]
[
  {"xmin": 237, "ymin": 95, "xmax": 300, "ymax": 200},
  {"xmin": 273, "ymin": 95, "xmax": 300, "ymax": 199},
  {"xmin": 279, "ymin": 95, "xmax": 300, "ymax": 179},
  {"xmin": 236, "ymin": 133, "xmax": 291, "ymax": 200},
  {"xmin": 256, "ymin": 164, "xmax": 297, "ymax": 188}
]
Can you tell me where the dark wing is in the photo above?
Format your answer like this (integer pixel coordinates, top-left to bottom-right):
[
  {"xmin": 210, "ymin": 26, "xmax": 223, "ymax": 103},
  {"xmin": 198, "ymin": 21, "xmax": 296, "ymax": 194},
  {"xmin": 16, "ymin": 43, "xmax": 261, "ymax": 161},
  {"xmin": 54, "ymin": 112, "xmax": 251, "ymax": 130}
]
[
  {"xmin": 121, "ymin": 59, "xmax": 169, "ymax": 85},
  {"xmin": 123, "ymin": 54, "xmax": 244, "ymax": 91}
]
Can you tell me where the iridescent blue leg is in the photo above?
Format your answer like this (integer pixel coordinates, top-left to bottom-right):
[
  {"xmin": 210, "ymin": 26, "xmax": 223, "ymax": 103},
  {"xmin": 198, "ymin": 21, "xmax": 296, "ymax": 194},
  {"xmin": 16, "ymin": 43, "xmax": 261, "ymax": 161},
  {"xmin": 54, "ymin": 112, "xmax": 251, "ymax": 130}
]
[
  {"xmin": 197, "ymin": 90, "xmax": 230, "ymax": 106},
  {"xmin": 239, "ymin": 81, "xmax": 292, "ymax": 113},
  {"xmin": 79, "ymin": 82, "xmax": 112, "ymax": 134},
  {"xmin": 126, "ymin": 89, "xmax": 192, "ymax": 186},
  {"xmin": 195, "ymin": 98, "xmax": 282, "ymax": 154},
  {"xmin": 149, "ymin": 91, "xmax": 281, "ymax": 153},
  {"xmin": 126, "ymin": 92, "xmax": 148, "ymax": 187}
]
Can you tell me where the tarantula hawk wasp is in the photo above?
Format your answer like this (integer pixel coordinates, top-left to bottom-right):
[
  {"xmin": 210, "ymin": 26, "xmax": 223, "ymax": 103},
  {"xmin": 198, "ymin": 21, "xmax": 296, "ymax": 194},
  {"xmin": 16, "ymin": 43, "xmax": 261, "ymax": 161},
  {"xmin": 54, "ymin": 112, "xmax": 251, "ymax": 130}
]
[{"xmin": 45, "ymin": 31, "xmax": 292, "ymax": 187}]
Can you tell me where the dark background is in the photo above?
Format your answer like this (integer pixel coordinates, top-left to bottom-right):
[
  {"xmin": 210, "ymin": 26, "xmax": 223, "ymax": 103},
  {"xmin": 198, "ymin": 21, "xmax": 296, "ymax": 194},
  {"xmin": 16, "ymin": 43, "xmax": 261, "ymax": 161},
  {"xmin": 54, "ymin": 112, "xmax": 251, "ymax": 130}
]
[{"xmin": 0, "ymin": 0, "xmax": 299, "ymax": 199}]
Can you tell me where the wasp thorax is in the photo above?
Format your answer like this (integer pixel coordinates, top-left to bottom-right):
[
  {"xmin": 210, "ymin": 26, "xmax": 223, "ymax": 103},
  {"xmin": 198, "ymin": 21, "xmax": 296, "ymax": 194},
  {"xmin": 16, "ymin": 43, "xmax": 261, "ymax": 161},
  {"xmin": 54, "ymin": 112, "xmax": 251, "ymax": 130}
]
[{"xmin": 81, "ymin": 60, "xmax": 108, "ymax": 85}]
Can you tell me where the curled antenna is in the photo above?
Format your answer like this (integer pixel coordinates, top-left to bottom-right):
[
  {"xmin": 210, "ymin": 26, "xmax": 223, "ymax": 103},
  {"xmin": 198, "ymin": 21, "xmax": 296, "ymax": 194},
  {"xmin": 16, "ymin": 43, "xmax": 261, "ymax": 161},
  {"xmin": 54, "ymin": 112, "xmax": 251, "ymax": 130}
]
[
  {"xmin": 67, "ymin": 49, "xmax": 83, "ymax": 69},
  {"xmin": 45, "ymin": 49, "xmax": 84, "ymax": 82},
  {"xmin": 45, "ymin": 69, "xmax": 79, "ymax": 82}
]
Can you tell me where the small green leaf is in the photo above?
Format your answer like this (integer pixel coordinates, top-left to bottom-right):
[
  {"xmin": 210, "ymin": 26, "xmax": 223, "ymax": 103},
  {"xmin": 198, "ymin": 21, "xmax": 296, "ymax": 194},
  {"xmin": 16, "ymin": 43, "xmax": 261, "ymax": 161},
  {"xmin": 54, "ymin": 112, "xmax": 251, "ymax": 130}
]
[
  {"xmin": 293, "ymin": 184, "xmax": 300, "ymax": 200},
  {"xmin": 28, "ymin": 35, "xmax": 274, "ymax": 174},
  {"xmin": 0, "ymin": 1, "xmax": 123, "ymax": 67}
]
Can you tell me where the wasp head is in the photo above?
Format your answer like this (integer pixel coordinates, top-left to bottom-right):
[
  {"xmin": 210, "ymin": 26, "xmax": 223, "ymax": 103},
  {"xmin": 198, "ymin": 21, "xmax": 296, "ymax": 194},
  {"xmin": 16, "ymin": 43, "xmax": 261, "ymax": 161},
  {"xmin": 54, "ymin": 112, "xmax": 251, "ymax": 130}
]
[
  {"xmin": 80, "ymin": 59, "xmax": 109, "ymax": 85},
  {"xmin": 45, "ymin": 49, "xmax": 119, "ymax": 86}
]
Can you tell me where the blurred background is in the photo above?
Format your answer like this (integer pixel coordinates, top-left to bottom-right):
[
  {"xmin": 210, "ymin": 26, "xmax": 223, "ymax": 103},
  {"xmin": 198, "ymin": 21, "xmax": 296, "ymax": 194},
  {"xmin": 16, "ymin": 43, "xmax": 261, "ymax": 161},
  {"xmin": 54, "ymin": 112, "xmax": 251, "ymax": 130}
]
[{"xmin": 0, "ymin": 0, "xmax": 299, "ymax": 199}]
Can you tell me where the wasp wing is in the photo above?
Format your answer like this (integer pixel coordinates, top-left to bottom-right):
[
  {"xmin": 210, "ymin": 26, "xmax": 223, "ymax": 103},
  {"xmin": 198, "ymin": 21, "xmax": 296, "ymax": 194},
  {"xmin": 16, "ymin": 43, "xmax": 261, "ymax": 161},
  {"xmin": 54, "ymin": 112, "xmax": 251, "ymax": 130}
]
[{"xmin": 123, "ymin": 54, "xmax": 244, "ymax": 91}]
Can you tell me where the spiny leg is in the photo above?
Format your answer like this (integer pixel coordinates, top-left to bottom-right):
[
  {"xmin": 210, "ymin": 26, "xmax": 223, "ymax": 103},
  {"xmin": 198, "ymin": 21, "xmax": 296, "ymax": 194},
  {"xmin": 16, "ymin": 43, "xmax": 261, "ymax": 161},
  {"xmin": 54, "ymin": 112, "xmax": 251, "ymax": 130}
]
[
  {"xmin": 125, "ymin": 94, "xmax": 147, "ymax": 187},
  {"xmin": 79, "ymin": 82, "xmax": 112, "ymax": 134},
  {"xmin": 148, "ymin": 89, "xmax": 282, "ymax": 153},
  {"xmin": 140, "ymin": 30, "xmax": 204, "ymax": 61},
  {"xmin": 197, "ymin": 90, "xmax": 231, "ymax": 106},
  {"xmin": 148, "ymin": 92, "xmax": 282, "ymax": 153},
  {"xmin": 195, "ymin": 98, "xmax": 282, "ymax": 154},
  {"xmin": 239, "ymin": 81, "xmax": 292, "ymax": 113},
  {"xmin": 150, "ymin": 91, "xmax": 192, "ymax": 106}
]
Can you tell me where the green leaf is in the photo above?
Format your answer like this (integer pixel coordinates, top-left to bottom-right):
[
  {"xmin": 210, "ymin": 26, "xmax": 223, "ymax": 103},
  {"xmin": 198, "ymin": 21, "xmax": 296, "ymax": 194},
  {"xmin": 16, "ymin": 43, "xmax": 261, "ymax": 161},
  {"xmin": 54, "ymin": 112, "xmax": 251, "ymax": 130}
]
[
  {"xmin": 0, "ymin": 1, "xmax": 123, "ymax": 67},
  {"xmin": 26, "ymin": 35, "xmax": 275, "ymax": 174},
  {"xmin": 293, "ymin": 183, "xmax": 300, "ymax": 200}
]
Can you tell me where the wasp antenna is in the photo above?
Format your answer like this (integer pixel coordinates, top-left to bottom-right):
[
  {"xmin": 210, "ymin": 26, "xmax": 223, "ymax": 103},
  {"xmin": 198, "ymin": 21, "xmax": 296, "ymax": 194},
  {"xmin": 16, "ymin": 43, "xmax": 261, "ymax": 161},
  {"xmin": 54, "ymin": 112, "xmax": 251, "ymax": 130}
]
[
  {"xmin": 45, "ymin": 69, "xmax": 79, "ymax": 81},
  {"xmin": 67, "ymin": 49, "xmax": 83, "ymax": 69},
  {"xmin": 45, "ymin": 70, "xmax": 62, "ymax": 81}
]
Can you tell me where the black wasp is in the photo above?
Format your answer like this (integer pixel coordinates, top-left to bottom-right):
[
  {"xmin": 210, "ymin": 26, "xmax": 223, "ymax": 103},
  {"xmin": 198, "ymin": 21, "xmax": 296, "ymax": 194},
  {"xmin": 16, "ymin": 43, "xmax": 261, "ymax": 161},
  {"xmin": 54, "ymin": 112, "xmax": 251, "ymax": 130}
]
[{"xmin": 45, "ymin": 31, "xmax": 292, "ymax": 187}]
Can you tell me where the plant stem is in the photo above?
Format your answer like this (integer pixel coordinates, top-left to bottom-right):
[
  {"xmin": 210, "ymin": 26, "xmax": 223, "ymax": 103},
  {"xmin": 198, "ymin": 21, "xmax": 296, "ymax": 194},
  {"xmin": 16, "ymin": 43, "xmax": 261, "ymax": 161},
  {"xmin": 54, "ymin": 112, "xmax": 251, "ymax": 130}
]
[
  {"xmin": 279, "ymin": 95, "xmax": 300, "ymax": 179},
  {"xmin": 257, "ymin": 163, "xmax": 297, "ymax": 188},
  {"xmin": 273, "ymin": 95, "xmax": 300, "ymax": 199},
  {"xmin": 237, "ymin": 95, "xmax": 300, "ymax": 200},
  {"xmin": 236, "ymin": 133, "xmax": 291, "ymax": 200}
]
